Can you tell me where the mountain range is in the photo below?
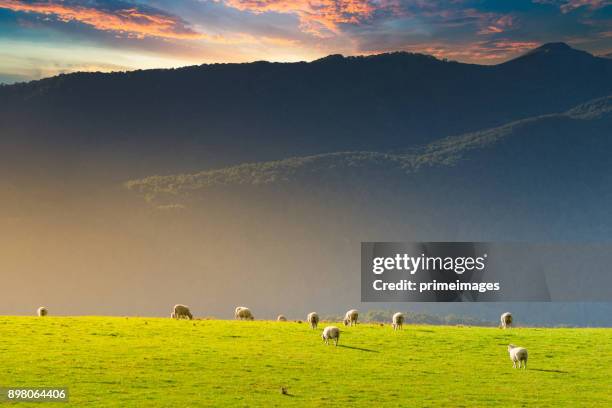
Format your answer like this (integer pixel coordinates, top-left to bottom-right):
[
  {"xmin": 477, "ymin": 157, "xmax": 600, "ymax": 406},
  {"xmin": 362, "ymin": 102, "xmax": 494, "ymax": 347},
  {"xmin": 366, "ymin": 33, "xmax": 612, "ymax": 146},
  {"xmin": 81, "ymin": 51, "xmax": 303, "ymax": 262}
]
[{"xmin": 2, "ymin": 42, "xmax": 612, "ymax": 179}]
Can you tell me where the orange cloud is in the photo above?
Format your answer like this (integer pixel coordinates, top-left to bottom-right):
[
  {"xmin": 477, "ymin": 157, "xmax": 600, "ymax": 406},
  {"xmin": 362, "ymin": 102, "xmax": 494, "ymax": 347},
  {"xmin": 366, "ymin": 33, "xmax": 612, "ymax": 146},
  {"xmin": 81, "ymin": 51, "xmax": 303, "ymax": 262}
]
[
  {"xmin": 224, "ymin": 0, "xmax": 378, "ymax": 37},
  {"xmin": 436, "ymin": 41, "xmax": 539, "ymax": 62},
  {"xmin": 0, "ymin": 0, "xmax": 203, "ymax": 39}
]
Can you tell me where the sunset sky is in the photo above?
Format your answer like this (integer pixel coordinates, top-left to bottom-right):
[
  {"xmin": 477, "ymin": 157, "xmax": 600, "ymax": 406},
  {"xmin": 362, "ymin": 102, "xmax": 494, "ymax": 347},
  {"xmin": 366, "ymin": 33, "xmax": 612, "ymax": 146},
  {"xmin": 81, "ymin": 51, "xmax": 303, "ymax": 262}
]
[{"xmin": 1, "ymin": 0, "xmax": 611, "ymax": 83}]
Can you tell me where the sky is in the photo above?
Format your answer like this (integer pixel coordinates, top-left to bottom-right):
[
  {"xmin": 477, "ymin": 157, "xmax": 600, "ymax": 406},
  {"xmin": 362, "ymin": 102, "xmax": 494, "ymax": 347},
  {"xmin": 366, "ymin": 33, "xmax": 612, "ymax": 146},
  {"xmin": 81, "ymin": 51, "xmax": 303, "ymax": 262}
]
[{"xmin": 0, "ymin": 0, "xmax": 611, "ymax": 83}]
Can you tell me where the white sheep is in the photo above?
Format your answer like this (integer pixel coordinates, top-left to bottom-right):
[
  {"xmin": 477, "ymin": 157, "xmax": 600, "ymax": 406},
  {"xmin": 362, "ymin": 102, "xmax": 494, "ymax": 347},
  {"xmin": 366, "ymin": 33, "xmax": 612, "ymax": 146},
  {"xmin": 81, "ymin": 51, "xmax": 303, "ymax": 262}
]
[
  {"xmin": 343, "ymin": 309, "xmax": 358, "ymax": 326},
  {"xmin": 392, "ymin": 312, "xmax": 405, "ymax": 330},
  {"xmin": 171, "ymin": 304, "xmax": 193, "ymax": 320},
  {"xmin": 235, "ymin": 306, "xmax": 254, "ymax": 320},
  {"xmin": 321, "ymin": 326, "xmax": 340, "ymax": 346},
  {"xmin": 500, "ymin": 312, "xmax": 513, "ymax": 329},
  {"xmin": 277, "ymin": 314, "xmax": 287, "ymax": 322},
  {"xmin": 307, "ymin": 312, "xmax": 319, "ymax": 329},
  {"xmin": 508, "ymin": 344, "xmax": 528, "ymax": 369},
  {"xmin": 37, "ymin": 307, "xmax": 48, "ymax": 317}
]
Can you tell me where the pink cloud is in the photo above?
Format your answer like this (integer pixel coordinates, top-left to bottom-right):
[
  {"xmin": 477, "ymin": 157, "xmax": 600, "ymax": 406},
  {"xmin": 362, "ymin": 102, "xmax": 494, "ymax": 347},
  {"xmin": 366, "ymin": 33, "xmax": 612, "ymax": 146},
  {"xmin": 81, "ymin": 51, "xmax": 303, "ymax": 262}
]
[{"xmin": 478, "ymin": 15, "xmax": 515, "ymax": 35}]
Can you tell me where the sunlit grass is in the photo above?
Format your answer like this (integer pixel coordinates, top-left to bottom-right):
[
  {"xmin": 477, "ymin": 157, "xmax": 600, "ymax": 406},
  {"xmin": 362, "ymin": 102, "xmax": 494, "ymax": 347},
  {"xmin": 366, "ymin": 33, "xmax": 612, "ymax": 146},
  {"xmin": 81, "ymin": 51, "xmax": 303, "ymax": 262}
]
[{"xmin": 0, "ymin": 317, "xmax": 610, "ymax": 406}]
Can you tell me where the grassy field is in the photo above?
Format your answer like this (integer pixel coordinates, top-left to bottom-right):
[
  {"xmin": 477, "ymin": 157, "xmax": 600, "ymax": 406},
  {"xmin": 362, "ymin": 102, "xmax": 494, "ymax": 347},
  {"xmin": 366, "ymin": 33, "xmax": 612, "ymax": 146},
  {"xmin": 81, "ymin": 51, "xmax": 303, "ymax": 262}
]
[{"xmin": 0, "ymin": 317, "xmax": 610, "ymax": 407}]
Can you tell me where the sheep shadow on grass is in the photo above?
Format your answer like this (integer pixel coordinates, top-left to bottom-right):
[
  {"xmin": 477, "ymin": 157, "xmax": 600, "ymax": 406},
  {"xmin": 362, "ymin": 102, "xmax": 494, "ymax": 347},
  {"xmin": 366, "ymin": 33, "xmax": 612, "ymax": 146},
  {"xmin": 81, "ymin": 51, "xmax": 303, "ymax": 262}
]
[
  {"xmin": 337, "ymin": 345, "xmax": 379, "ymax": 353},
  {"xmin": 529, "ymin": 368, "xmax": 569, "ymax": 374}
]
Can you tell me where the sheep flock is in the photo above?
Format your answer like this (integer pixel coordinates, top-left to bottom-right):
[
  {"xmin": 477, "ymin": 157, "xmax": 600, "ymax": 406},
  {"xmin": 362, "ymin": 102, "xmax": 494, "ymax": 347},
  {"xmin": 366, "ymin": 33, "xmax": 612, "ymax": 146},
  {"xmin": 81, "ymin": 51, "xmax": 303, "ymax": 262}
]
[{"xmin": 32, "ymin": 306, "xmax": 528, "ymax": 369}]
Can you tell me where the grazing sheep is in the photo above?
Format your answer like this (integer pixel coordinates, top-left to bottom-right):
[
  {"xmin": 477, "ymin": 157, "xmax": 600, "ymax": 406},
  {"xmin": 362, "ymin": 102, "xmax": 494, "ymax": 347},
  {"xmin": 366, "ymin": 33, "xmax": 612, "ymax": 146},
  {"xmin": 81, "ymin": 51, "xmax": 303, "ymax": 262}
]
[
  {"xmin": 392, "ymin": 312, "xmax": 405, "ymax": 330},
  {"xmin": 172, "ymin": 304, "xmax": 193, "ymax": 320},
  {"xmin": 235, "ymin": 306, "xmax": 254, "ymax": 320},
  {"xmin": 508, "ymin": 344, "xmax": 528, "ymax": 369},
  {"xmin": 321, "ymin": 326, "xmax": 340, "ymax": 346},
  {"xmin": 37, "ymin": 307, "xmax": 48, "ymax": 317},
  {"xmin": 277, "ymin": 315, "xmax": 287, "ymax": 322},
  {"xmin": 500, "ymin": 312, "xmax": 513, "ymax": 329},
  {"xmin": 307, "ymin": 312, "xmax": 319, "ymax": 329},
  {"xmin": 343, "ymin": 309, "xmax": 358, "ymax": 326}
]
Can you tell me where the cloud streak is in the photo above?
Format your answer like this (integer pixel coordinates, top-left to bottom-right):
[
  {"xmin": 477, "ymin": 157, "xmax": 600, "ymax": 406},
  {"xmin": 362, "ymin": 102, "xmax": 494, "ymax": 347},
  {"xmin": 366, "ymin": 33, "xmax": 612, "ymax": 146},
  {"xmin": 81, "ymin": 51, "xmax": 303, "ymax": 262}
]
[
  {"xmin": 533, "ymin": 0, "xmax": 611, "ymax": 13},
  {"xmin": 560, "ymin": 0, "xmax": 611, "ymax": 13},
  {"xmin": 0, "ymin": 0, "xmax": 204, "ymax": 39},
  {"xmin": 477, "ymin": 15, "xmax": 515, "ymax": 35}
]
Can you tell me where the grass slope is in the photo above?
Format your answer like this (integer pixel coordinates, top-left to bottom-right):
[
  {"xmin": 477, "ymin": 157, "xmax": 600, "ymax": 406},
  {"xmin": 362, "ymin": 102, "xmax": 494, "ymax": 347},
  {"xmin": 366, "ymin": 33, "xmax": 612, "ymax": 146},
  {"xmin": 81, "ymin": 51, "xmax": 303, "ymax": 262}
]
[{"xmin": 0, "ymin": 317, "xmax": 610, "ymax": 407}]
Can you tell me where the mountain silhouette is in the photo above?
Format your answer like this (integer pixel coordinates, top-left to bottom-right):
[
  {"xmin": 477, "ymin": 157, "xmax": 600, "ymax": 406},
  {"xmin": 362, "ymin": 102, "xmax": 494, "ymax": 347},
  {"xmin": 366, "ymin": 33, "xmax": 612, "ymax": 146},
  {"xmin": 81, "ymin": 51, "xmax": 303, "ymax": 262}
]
[{"xmin": 2, "ymin": 43, "xmax": 612, "ymax": 180}]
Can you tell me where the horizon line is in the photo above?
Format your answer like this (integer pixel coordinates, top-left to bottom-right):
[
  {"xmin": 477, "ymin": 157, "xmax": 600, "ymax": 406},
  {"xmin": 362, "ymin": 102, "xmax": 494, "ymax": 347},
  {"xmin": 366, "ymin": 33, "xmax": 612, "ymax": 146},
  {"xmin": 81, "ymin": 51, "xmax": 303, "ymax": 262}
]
[{"xmin": 3, "ymin": 41, "xmax": 606, "ymax": 86}]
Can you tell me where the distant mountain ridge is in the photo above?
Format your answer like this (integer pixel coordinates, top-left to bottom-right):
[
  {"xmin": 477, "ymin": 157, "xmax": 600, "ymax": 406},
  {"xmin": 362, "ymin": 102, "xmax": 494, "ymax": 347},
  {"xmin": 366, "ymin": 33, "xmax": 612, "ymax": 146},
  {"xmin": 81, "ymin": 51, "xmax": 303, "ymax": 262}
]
[
  {"xmin": 2, "ymin": 43, "xmax": 612, "ymax": 180},
  {"xmin": 126, "ymin": 94, "xmax": 612, "ymax": 201}
]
